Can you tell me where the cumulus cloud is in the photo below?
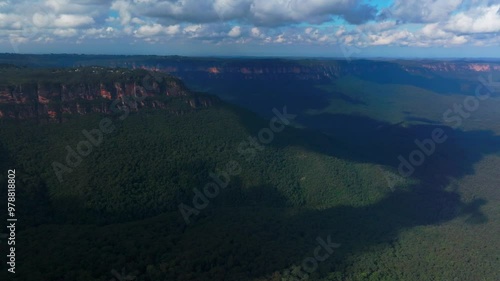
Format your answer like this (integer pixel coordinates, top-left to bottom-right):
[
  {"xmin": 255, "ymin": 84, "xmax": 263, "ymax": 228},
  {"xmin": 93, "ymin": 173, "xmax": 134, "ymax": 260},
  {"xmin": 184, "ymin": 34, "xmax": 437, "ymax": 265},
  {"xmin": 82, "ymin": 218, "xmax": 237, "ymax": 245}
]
[
  {"xmin": 416, "ymin": 23, "xmax": 468, "ymax": 46},
  {"xmin": 135, "ymin": 23, "xmax": 164, "ymax": 37},
  {"xmin": 358, "ymin": 21, "xmax": 397, "ymax": 33},
  {"xmin": 213, "ymin": 0, "xmax": 250, "ymax": 21},
  {"xmin": 139, "ymin": 0, "xmax": 222, "ymax": 23},
  {"xmin": 53, "ymin": 28, "xmax": 78, "ymax": 37},
  {"xmin": 0, "ymin": 0, "xmax": 498, "ymax": 52},
  {"xmin": 368, "ymin": 30, "xmax": 412, "ymax": 46},
  {"xmin": 53, "ymin": 14, "xmax": 95, "ymax": 28},
  {"xmin": 250, "ymin": 27, "xmax": 261, "ymax": 37},
  {"xmin": 46, "ymin": 0, "xmax": 113, "ymax": 15},
  {"xmin": 124, "ymin": 0, "xmax": 377, "ymax": 26},
  {"xmin": 183, "ymin": 24, "xmax": 203, "ymax": 34},
  {"xmin": 134, "ymin": 23, "xmax": 181, "ymax": 37},
  {"xmin": 0, "ymin": 13, "xmax": 23, "ymax": 29},
  {"xmin": 387, "ymin": 0, "xmax": 463, "ymax": 23},
  {"xmin": 228, "ymin": 26, "xmax": 241, "ymax": 37},
  {"xmin": 0, "ymin": 0, "xmax": 111, "ymax": 48},
  {"xmin": 249, "ymin": 0, "xmax": 377, "ymax": 25},
  {"xmin": 83, "ymin": 27, "xmax": 116, "ymax": 38},
  {"xmin": 165, "ymin": 24, "xmax": 180, "ymax": 35},
  {"xmin": 111, "ymin": 0, "xmax": 132, "ymax": 25},
  {"xmin": 444, "ymin": 4, "xmax": 500, "ymax": 33}
]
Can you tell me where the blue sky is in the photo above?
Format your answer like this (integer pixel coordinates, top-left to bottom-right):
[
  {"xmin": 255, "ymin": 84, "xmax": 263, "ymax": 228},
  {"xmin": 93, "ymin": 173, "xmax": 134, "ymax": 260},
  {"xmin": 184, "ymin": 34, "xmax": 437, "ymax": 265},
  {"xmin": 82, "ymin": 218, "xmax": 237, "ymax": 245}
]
[{"xmin": 0, "ymin": 0, "xmax": 499, "ymax": 57}]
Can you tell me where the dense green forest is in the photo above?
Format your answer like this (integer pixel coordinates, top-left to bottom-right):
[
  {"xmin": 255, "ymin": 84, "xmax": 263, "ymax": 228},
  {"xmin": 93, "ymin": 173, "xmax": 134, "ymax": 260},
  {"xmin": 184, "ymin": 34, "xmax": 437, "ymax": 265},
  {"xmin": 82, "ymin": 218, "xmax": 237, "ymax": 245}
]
[
  {"xmin": 0, "ymin": 66, "xmax": 498, "ymax": 281},
  {"xmin": 0, "ymin": 105, "xmax": 496, "ymax": 281}
]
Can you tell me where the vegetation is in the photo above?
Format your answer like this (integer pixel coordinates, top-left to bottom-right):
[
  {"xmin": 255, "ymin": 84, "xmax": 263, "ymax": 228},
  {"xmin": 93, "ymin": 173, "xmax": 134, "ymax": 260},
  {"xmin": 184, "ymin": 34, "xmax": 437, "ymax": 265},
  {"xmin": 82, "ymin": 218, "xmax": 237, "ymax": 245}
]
[{"xmin": 0, "ymin": 63, "xmax": 498, "ymax": 281}]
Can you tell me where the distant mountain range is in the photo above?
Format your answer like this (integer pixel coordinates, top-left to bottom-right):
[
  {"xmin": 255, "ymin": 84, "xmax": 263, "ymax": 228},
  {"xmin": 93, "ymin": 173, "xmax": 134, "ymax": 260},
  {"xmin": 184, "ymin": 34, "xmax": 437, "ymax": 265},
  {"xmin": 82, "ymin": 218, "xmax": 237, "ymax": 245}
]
[{"xmin": 1, "ymin": 54, "xmax": 499, "ymax": 122}]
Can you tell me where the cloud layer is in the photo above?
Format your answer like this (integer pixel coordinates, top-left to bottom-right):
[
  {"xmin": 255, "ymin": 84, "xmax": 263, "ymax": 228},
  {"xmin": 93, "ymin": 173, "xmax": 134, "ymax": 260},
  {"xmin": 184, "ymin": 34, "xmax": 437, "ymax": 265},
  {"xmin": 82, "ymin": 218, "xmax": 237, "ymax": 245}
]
[{"xmin": 0, "ymin": 0, "xmax": 499, "ymax": 55}]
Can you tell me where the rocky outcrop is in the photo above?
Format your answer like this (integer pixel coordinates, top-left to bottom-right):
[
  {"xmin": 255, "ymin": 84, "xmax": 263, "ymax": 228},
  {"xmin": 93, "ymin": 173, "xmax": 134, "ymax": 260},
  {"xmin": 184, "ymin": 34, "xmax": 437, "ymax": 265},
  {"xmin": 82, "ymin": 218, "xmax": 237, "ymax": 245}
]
[
  {"xmin": 1, "ymin": 54, "xmax": 499, "ymax": 81},
  {"xmin": 123, "ymin": 59, "xmax": 500, "ymax": 82},
  {"xmin": 0, "ymin": 67, "xmax": 219, "ymax": 122},
  {"xmin": 1, "ymin": 58, "xmax": 498, "ymax": 123}
]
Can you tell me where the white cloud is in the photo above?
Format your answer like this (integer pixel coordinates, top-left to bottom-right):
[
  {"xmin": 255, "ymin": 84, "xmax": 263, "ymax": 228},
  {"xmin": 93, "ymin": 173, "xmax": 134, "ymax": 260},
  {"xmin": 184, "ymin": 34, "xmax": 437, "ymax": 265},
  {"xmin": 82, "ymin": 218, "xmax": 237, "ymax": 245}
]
[
  {"xmin": 135, "ymin": 23, "xmax": 163, "ymax": 37},
  {"xmin": 183, "ymin": 24, "xmax": 202, "ymax": 33},
  {"xmin": 126, "ymin": 0, "xmax": 376, "ymax": 26},
  {"xmin": 131, "ymin": 17, "xmax": 146, "ymax": 25},
  {"xmin": 274, "ymin": 34, "xmax": 286, "ymax": 43},
  {"xmin": 134, "ymin": 0, "xmax": 157, "ymax": 3},
  {"xmin": 165, "ymin": 24, "xmax": 180, "ymax": 35},
  {"xmin": 53, "ymin": 28, "xmax": 78, "ymax": 37},
  {"xmin": 130, "ymin": 22, "xmax": 180, "ymax": 38},
  {"xmin": 420, "ymin": 23, "xmax": 447, "ymax": 38},
  {"xmin": 213, "ymin": 0, "xmax": 249, "ymax": 21},
  {"xmin": 82, "ymin": 27, "xmax": 117, "ymax": 39},
  {"xmin": 53, "ymin": 14, "xmax": 94, "ymax": 28},
  {"xmin": 251, "ymin": 27, "xmax": 261, "ymax": 37},
  {"xmin": 228, "ymin": 26, "xmax": 241, "ymax": 37},
  {"xmin": 444, "ymin": 4, "xmax": 500, "ymax": 33},
  {"xmin": 358, "ymin": 21, "xmax": 397, "ymax": 33},
  {"xmin": 0, "ymin": 13, "xmax": 22, "ymax": 29},
  {"xmin": 388, "ymin": 0, "xmax": 463, "ymax": 23},
  {"xmin": 32, "ymin": 12, "xmax": 54, "ymax": 27},
  {"xmin": 111, "ymin": 0, "xmax": 132, "ymax": 25},
  {"xmin": 45, "ymin": 0, "xmax": 110, "ymax": 14},
  {"xmin": 368, "ymin": 30, "xmax": 412, "ymax": 46},
  {"xmin": 416, "ymin": 23, "xmax": 469, "ymax": 46},
  {"xmin": 0, "ymin": 0, "xmax": 498, "ymax": 52},
  {"xmin": 249, "ymin": 0, "xmax": 376, "ymax": 25}
]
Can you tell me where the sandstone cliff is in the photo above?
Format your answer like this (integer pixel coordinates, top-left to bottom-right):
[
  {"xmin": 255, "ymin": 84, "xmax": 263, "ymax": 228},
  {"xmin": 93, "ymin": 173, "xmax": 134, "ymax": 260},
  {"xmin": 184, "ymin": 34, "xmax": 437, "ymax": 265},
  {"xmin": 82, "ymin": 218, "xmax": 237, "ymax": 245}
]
[{"xmin": 0, "ymin": 67, "xmax": 218, "ymax": 122}]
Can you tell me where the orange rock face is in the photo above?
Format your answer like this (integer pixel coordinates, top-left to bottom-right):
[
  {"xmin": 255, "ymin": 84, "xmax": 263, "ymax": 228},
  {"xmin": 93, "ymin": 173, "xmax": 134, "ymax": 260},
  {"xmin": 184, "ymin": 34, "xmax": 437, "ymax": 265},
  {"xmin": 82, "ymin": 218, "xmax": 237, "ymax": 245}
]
[
  {"xmin": 38, "ymin": 95, "xmax": 50, "ymax": 104},
  {"xmin": 468, "ymin": 64, "xmax": 490, "ymax": 72},
  {"xmin": 48, "ymin": 110, "xmax": 57, "ymax": 119},
  {"xmin": 208, "ymin": 67, "xmax": 220, "ymax": 74},
  {"xmin": 100, "ymin": 89, "xmax": 112, "ymax": 100}
]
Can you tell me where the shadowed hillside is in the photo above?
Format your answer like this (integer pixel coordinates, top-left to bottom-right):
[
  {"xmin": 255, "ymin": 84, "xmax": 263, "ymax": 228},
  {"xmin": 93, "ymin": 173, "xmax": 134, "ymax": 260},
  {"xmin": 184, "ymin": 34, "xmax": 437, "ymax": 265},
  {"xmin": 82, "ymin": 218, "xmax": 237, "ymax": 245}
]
[{"xmin": 0, "ymin": 62, "xmax": 498, "ymax": 281}]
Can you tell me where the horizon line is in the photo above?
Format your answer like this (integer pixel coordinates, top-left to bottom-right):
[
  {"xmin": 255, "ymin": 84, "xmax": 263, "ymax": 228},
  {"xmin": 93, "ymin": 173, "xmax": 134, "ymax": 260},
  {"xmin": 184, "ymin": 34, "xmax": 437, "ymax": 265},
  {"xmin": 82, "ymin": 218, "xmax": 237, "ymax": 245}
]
[{"xmin": 1, "ymin": 53, "xmax": 500, "ymax": 61}]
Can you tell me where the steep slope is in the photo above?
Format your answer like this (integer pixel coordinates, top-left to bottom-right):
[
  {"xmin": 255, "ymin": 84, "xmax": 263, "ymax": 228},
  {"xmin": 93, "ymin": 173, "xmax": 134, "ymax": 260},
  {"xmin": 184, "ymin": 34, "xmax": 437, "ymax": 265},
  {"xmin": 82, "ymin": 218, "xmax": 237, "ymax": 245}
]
[
  {"xmin": 0, "ymin": 66, "xmax": 217, "ymax": 122},
  {"xmin": 0, "ymin": 65, "xmax": 496, "ymax": 281},
  {"xmin": 0, "ymin": 67, "xmax": 399, "ymax": 224}
]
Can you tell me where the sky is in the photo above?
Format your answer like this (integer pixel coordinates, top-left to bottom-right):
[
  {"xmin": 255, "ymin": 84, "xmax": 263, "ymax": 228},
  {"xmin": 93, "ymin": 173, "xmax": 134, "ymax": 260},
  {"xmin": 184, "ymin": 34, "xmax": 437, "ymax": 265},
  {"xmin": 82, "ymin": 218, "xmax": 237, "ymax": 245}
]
[{"xmin": 0, "ymin": 0, "xmax": 499, "ymax": 58}]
